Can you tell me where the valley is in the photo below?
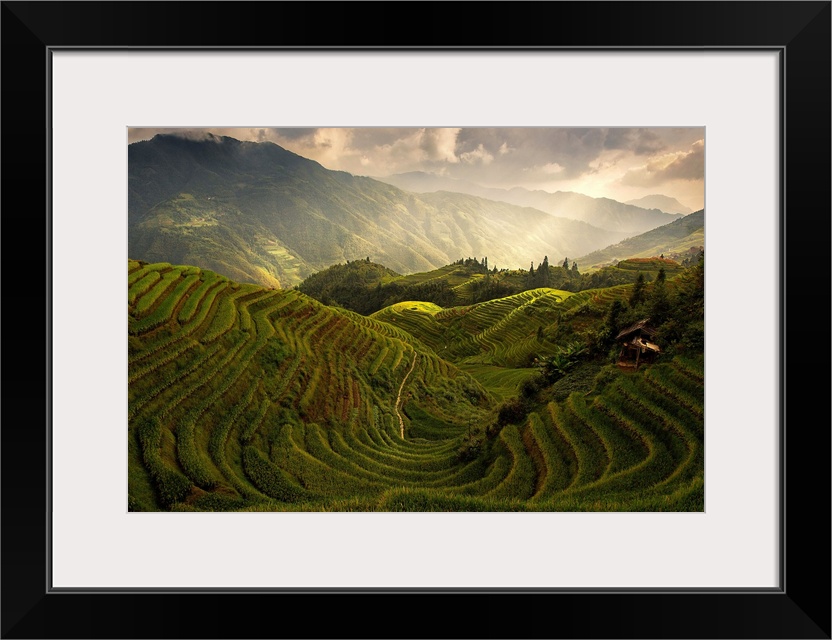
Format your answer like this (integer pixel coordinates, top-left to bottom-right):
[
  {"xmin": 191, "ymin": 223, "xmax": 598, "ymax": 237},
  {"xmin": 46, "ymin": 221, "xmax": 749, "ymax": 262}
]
[
  {"xmin": 129, "ymin": 134, "xmax": 683, "ymax": 289},
  {"xmin": 127, "ymin": 130, "xmax": 705, "ymax": 513}
]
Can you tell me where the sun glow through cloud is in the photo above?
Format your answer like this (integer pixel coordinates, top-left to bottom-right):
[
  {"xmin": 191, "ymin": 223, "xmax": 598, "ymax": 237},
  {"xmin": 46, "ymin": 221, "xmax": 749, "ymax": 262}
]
[{"xmin": 128, "ymin": 127, "xmax": 704, "ymax": 211}]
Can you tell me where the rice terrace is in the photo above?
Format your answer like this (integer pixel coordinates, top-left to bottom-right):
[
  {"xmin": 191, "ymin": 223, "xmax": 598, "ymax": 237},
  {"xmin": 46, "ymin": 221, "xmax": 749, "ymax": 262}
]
[{"xmin": 127, "ymin": 127, "xmax": 705, "ymax": 512}]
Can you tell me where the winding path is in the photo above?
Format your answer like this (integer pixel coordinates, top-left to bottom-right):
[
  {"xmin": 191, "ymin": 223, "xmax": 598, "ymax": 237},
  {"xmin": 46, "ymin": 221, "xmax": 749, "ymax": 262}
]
[{"xmin": 395, "ymin": 354, "xmax": 417, "ymax": 439}]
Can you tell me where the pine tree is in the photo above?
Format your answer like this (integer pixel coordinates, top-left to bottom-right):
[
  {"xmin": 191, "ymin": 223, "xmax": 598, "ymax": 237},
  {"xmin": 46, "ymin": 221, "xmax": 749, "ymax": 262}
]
[
  {"xmin": 629, "ymin": 273, "xmax": 647, "ymax": 308},
  {"xmin": 649, "ymin": 268, "xmax": 670, "ymax": 323},
  {"xmin": 539, "ymin": 256, "xmax": 550, "ymax": 286},
  {"xmin": 601, "ymin": 299, "xmax": 626, "ymax": 350}
]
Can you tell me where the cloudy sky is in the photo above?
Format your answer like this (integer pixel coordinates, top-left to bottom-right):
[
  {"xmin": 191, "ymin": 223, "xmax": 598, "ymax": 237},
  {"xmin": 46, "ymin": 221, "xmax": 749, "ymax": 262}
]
[{"xmin": 128, "ymin": 127, "xmax": 704, "ymax": 210}]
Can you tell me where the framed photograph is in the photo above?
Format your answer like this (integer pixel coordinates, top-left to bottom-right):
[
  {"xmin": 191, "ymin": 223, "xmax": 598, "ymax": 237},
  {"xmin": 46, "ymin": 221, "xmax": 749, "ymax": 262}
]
[{"xmin": 4, "ymin": 2, "xmax": 829, "ymax": 638}]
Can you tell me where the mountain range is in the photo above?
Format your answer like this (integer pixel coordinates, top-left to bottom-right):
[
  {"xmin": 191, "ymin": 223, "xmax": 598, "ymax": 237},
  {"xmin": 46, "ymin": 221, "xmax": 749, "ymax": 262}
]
[
  {"xmin": 377, "ymin": 171, "xmax": 686, "ymax": 234},
  {"xmin": 625, "ymin": 194, "xmax": 693, "ymax": 215},
  {"xmin": 576, "ymin": 208, "xmax": 704, "ymax": 268},
  {"xmin": 129, "ymin": 135, "xmax": 685, "ymax": 288}
]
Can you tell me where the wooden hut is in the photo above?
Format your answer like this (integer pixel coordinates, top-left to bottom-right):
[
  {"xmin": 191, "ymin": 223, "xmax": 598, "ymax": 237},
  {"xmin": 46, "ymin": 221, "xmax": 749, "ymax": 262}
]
[{"xmin": 616, "ymin": 319, "xmax": 661, "ymax": 370}]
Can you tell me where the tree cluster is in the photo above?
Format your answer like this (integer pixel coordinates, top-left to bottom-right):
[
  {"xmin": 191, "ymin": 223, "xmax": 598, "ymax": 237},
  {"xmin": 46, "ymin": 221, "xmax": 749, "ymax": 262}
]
[
  {"xmin": 595, "ymin": 254, "xmax": 704, "ymax": 358},
  {"xmin": 469, "ymin": 276, "xmax": 522, "ymax": 304},
  {"xmin": 298, "ymin": 259, "xmax": 462, "ymax": 314},
  {"xmin": 521, "ymin": 256, "xmax": 585, "ymax": 290},
  {"xmin": 454, "ymin": 256, "xmax": 491, "ymax": 275}
]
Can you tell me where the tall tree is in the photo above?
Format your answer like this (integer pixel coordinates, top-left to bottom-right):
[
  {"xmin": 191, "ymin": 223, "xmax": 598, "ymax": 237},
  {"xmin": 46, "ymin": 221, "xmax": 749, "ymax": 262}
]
[
  {"xmin": 599, "ymin": 299, "xmax": 626, "ymax": 351},
  {"xmin": 538, "ymin": 256, "xmax": 550, "ymax": 287},
  {"xmin": 629, "ymin": 273, "xmax": 647, "ymax": 308},
  {"xmin": 649, "ymin": 267, "xmax": 670, "ymax": 323}
]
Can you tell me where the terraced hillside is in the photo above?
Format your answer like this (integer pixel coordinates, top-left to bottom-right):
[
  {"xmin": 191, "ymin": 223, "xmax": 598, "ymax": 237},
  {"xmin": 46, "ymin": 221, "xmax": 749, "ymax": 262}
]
[
  {"xmin": 129, "ymin": 260, "xmax": 703, "ymax": 512},
  {"xmin": 128, "ymin": 260, "xmax": 490, "ymax": 511},
  {"xmin": 297, "ymin": 258, "xmax": 544, "ymax": 315},
  {"xmin": 370, "ymin": 286, "xmax": 634, "ymax": 368},
  {"xmin": 297, "ymin": 251, "xmax": 691, "ymax": 318}
]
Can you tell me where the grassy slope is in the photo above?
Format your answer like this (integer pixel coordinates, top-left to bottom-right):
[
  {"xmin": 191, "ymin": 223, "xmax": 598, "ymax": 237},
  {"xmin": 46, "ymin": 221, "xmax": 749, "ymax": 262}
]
[{"xmin": 576, "ymin": 209, "xmax": 704, "ymax": 270}]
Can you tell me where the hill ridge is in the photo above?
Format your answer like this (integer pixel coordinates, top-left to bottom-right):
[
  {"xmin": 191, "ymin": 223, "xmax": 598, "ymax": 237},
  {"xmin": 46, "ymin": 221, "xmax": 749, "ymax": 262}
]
[{"xmin": 130, "ymin": 136, "xmax": 626, "ymax": 288}]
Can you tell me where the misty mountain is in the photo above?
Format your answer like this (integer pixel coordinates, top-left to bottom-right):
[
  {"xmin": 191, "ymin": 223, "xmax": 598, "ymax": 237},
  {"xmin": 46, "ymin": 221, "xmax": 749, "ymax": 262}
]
[
  {"xmin": 576, "ymin": 209, "xmax": 704, "ymax": 269},
  {"xmin": 377, "ymin": 172, "xmax": 498, "ymax": 199},
  {"xmin": 128, "ymin": 135, "xmax": 621, "ymax": 288},
  {"xmin": 625, "ymin": 194, "xmax": 693, "ymax": 215},
  {"xmin": 377, "ymin": 171, "xmax": 684, "ymax": 235}
]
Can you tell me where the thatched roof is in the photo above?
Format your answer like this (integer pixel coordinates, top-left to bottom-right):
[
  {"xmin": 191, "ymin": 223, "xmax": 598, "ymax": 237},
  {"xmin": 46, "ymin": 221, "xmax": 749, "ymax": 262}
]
[{"xmin": 616, "ymin": 318, "xmax": 657, "ymax": 341}]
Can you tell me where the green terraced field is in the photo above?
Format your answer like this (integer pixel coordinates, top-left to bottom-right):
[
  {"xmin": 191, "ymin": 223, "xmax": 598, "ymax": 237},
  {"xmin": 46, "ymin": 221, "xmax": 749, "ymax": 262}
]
[
  {"xmin": 128, "ymin": 261, "xmax": 704, "ymax": 512},
  {"xmin": 458, "ymin": 364, "xmax": 540, "ymax": 402},
  {"xmin": 390, "ymin": 264, "xmax": 475, "ymax": 288},
  {"xmin": 372, "ymin": 288, "xmax": 576, "ymax": 367}
]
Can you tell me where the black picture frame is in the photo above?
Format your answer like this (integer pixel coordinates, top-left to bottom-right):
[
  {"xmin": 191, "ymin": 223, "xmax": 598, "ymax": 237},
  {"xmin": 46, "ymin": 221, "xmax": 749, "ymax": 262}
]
[{"xmin": 3, "ymin": 2, "xmax": 829, "ymax": 638}]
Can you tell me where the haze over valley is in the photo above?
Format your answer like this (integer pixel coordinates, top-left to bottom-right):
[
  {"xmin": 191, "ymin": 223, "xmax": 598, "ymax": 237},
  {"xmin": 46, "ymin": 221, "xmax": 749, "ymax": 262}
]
[{"xmin": 129, "ymin": 131, "xmax": 699, "ymax": 289}]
